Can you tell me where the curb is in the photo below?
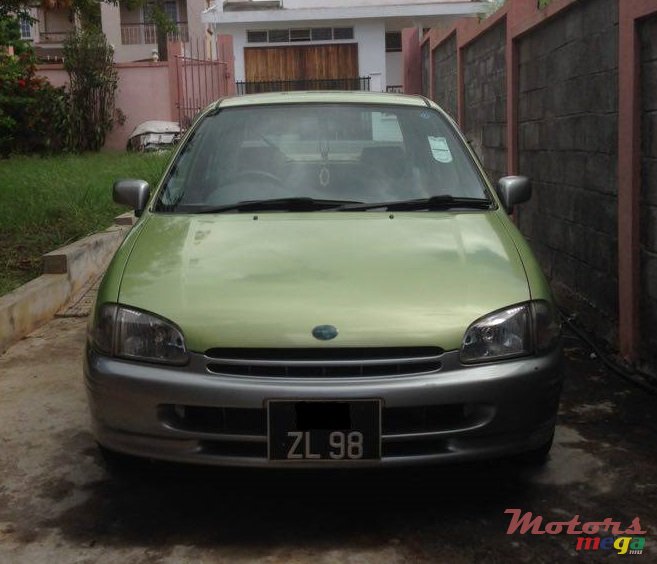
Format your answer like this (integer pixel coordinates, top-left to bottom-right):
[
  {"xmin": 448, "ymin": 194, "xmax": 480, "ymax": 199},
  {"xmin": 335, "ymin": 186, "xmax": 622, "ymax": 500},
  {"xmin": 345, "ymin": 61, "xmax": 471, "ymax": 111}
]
[{"xmin": 0, "ymin": 213, "xmax": 135, "ymax": 355}]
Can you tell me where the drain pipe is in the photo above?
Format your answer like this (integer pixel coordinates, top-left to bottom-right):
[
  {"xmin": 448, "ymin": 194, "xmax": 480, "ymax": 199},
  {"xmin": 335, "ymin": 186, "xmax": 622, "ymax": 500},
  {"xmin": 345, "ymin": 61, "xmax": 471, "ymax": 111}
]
[{"xmin": 560, "ymin": 310, "xmax": 657, "ymax": 395}]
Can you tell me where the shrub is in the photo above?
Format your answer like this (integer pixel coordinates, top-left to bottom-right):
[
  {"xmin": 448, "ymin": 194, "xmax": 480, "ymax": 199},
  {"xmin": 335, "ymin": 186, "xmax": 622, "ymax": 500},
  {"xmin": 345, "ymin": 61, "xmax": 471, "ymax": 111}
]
[
  {"xmin": 64, "ymin": 29, "xmax": 118, "ymax": 152},
  {"xmin": 0, "ymin": 17, "xmax": 71, "ymax": 156}
]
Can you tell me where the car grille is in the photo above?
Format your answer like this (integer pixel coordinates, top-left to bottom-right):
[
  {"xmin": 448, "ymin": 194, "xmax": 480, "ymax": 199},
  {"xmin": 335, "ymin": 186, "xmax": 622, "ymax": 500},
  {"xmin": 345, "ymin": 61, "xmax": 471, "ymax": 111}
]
[{"xmin": 204, "ymin": 347, "xmax": 444, "ymax": 378}]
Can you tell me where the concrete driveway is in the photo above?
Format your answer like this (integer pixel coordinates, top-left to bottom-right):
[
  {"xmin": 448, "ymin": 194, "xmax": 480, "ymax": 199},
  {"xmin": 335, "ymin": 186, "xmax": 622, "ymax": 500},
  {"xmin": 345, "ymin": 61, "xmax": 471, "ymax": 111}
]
[{"xmin": 1, "ymin": 317, "xmax": 656, "ymax": 563}]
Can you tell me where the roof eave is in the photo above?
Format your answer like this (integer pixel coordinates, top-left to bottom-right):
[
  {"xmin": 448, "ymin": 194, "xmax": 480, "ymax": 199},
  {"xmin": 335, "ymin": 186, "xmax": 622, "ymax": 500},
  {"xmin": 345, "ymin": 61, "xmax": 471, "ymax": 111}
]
[{"xmin": 202, "ymin": 2, "xmax": 492, "ymax": 25}]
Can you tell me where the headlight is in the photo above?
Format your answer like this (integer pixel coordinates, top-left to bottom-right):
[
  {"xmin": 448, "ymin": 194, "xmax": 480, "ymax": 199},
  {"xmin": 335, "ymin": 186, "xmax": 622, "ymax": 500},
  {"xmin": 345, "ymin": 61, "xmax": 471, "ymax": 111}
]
[
  {"xmin": 90, "ymin": 304, "xmax": 189, "ymax": 365},
  {"xmin": 460, "ymin": 300, "xmax": 560, "ymax": 364}
]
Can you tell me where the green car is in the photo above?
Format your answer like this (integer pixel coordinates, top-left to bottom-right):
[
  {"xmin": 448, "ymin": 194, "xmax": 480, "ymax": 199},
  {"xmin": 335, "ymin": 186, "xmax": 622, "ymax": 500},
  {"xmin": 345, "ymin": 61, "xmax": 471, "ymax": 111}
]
[{"xmin": 85, "ymin": 91, "xmax": 562, "ymax": 468}]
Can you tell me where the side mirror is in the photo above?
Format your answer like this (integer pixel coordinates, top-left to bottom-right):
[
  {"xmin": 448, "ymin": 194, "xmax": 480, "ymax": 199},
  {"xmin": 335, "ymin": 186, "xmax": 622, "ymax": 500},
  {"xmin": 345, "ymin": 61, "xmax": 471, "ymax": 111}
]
[
  {"xmin": 113, "ymin": 179, "xmax": 151, "ymax": 217},
  {"xmin": 496, "ymin": 176, "xmax": 531, "ymax": 213}
]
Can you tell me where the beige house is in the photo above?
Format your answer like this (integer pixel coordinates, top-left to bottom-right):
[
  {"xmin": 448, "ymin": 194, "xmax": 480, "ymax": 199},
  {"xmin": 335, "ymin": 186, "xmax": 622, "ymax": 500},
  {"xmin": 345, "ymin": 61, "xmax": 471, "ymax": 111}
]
[
  {"xmin": 20, "ymin": 4, "xmax": 76, "ymax": 62},
  {"xmin": 101, "ymin": 0, "xmax": 209, "ymax": 62},
  {"xmin": 22, "ymin": 1, "xmax": 209, "ymax": 63}
]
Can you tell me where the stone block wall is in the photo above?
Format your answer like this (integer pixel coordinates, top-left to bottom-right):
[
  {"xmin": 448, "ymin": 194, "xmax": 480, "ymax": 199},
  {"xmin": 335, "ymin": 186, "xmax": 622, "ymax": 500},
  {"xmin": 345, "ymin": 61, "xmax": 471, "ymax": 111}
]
[
  {"xmin": 432, "ymin": 34, "xmax": 458, "ymax": 119},
  {"xmin": 515, "ymin": 0, "xmax": 620, "ymax": 343},
  {"xmin": 462, "ymin": 21, "xmax": 507, "ymax": 184}
]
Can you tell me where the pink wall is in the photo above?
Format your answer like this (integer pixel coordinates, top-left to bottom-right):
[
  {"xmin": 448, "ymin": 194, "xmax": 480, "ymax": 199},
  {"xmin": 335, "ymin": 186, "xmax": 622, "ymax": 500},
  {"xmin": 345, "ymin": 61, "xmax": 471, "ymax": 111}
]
[
  {"xmin": 108, "ymin": 63, "xmax": 172, "ymax": 150},
  {"xmin": 402, "ymin": 28, "xmax": 421, "ymax": 95},
  {"xmin": 36, "ymin": 62, "xmax": 174, "ymax": 151}
]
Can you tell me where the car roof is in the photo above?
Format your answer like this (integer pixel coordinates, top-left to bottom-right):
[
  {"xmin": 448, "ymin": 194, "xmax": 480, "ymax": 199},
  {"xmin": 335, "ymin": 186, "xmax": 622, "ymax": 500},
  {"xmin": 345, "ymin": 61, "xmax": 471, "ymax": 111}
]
[{"xmin": 216, "ymin": 91, "xmax": 431, "ymax": 109}]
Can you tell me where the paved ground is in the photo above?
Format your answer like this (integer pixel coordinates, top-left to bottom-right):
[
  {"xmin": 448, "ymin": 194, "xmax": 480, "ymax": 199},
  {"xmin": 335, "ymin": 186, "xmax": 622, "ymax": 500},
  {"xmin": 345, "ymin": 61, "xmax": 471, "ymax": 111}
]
[{"xmin": 1, "ymin": 316, "xmax": 656, "ymax": 563}]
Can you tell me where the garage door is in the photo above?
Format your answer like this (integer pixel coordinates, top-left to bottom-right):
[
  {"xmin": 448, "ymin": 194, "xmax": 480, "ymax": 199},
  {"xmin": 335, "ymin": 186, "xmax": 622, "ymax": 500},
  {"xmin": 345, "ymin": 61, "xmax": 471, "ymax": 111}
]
[{"xmin": 244, "ymin": 44, "xmax": 359, "ymax": 87}]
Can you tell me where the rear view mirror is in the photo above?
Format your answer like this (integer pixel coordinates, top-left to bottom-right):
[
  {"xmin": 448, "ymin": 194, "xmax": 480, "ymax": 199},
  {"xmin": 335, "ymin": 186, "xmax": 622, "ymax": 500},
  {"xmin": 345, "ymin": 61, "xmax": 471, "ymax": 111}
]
[
  {"xmin": 496, "ymin": 176, "xmax": 531, "ymax": 213},
  {"xmin": 113, "ymin": 179, "xmax": 151, "ymax": 217}
]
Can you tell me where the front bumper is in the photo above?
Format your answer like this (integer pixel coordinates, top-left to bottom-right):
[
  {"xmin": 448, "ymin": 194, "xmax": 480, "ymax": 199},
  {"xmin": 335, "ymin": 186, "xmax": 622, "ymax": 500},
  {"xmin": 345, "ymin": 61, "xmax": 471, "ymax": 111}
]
[{"xmin": 84, "ymin": 347, "xmax": 563, "ymax": 468}]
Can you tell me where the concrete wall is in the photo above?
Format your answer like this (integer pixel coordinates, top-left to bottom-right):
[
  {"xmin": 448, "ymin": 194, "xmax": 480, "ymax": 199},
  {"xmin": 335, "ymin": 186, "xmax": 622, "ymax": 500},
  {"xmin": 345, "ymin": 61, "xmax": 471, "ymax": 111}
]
[
  {"xmin": 432, "ymin": 34, "xmax": 457, "ymax": 119},
  {"xmin": 37, "ymin": 62, "xmax": 173, "ymax": 151},
  {"xmin": 386, "ymin": 51, "xmax": 403, "ymax": 87},
  {"xmin": 100, "ymin": 2, "xmax": 122, "ymax": 56},
  {"xmin": 462, "ymin": 20, "xmax": 506, "ymax": 184},
  {"xmin": 640, "ymin": 15, "xmax": 657, "ymax": 367},
  {"xmin": 186, "ymin": 0, "xmax": 208, "ymax": 47},
  {"xmin": 515, "ymin": 0, "xmax": 619, "ymax": 343},
  {"xmin": 402, "ymin": 27, "xmax": 421, "ymax": 95}
]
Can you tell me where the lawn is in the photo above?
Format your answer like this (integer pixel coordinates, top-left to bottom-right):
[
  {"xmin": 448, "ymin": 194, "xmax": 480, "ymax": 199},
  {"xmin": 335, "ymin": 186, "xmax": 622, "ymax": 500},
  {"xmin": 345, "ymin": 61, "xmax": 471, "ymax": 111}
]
[{"xmin": 0, "ymin": 151, "xmax": 170, "ymax": 296}]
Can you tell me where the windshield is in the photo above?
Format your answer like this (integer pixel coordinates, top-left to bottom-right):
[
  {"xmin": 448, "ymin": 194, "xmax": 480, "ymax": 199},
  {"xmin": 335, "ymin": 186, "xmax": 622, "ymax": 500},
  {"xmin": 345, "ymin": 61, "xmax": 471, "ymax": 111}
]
[{"xmin": 155, "ymin": 103, "xmax": 489, "ymax": 212}]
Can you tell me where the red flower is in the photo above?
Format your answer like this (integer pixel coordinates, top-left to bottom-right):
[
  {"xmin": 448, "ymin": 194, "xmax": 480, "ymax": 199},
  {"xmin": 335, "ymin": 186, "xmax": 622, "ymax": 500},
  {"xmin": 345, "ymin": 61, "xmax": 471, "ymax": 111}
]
[{"xmin": 17, "ymin": 79, "xmax": 26, "ymax": 88}]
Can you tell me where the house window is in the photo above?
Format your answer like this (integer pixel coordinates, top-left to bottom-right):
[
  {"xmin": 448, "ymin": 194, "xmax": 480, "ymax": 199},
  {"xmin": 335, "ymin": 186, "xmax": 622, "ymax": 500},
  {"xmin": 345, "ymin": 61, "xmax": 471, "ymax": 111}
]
[
  {"xmin": 333, "ymin": 27, "xmax": 354, "ymax": 40},
  {"xmin": 247, "ymin": 30, "xmax": 267, "ymax": 43},
  {"xmin": 385, "ymin": 32, "xmax": 402, "ymax": 52},
  {"xmin": 268, "ymin": 29, "xmax": 290, "ymax": 43},
  {"xmin": 290, "ymin": 28, "xmax": 311, "ymax": 42},
  {"xmin": 145, "ymin": 0, "xmax": 178, "ymax": 23},
  {"xmin": 246, "ymin": 27, "xmax": 355, "ymax": 44},
  {"xmin": 311, "ymin": 28, "xmax": 332, "ymax": 41},
  {"xmin": 19, "ymin": 17, "xmax": 33, "ymax": 40},
  {"xmin": 163, "ymin": 1, "xmax": 178, "ymax": 22}
]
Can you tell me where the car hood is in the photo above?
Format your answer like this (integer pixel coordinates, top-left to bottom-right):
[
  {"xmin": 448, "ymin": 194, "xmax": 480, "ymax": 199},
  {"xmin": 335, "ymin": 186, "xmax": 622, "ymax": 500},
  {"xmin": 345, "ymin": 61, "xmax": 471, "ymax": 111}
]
[{"xmin": 118, "ymin": 212, "xmax": 530, "ymax": 352}]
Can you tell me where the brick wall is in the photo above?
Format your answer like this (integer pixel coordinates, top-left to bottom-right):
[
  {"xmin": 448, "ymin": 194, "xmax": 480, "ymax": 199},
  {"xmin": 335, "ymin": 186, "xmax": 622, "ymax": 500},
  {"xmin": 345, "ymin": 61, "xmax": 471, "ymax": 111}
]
[
  {"xmin": 515, "ymin": 0, "xmax": 619, "ymax": 342},
  {"xmin": 640, "ymin": 15, "xmax": 657, "ymax": 367},
  {"xmin": 462, "ymin": 21, "xmax": 507, "ymax": 184},
  {"xmin": 432, "ymin": 34, "xmax": 458, "ymax": 119}
]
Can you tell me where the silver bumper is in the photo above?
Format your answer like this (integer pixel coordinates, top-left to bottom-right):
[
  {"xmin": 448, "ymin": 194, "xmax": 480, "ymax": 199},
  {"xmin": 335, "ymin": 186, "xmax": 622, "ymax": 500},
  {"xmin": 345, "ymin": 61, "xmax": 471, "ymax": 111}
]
[{"xmin": 84, "ymin": 347, "xmax": 563, "ymax": 468}]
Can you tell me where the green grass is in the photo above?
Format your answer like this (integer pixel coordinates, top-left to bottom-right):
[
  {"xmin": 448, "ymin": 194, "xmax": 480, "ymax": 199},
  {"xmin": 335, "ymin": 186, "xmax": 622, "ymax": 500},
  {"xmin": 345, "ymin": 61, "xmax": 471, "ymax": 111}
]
[{"xmin": 0, "ymin": 151, "xmax": 170, "ymax": 296}]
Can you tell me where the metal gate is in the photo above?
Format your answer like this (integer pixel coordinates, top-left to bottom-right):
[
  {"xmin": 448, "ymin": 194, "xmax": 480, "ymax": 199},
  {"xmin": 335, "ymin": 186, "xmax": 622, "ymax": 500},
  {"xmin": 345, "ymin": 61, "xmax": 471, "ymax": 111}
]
[{"xmin": 175, "ymin": 38, "xmax": 230, "ymax": 129}]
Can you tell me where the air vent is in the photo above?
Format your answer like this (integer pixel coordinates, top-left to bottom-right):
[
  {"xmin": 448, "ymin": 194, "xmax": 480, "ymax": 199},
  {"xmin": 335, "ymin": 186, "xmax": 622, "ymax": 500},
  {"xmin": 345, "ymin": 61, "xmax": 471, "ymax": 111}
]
[
  {"xmin": 268, "ymin": 29, "xmax": 290, "ymax": 43},
  {"xmin": 290, "ymin": 28, "xmax": 311, "ymax": 42},
  {"xmin": 311, "ymin": 28, "xmax": 332, "ymax": 41},
  {"xmin": 247, "ymin": 27, "xmax": 355, "ymax": 45},
  {"xmin": 247, "ymin": 30, "xmax": 268, "ymax": 43},
  {"xmin": 333, "ymin": 27, "xmax": 354, "ymax": 40}
]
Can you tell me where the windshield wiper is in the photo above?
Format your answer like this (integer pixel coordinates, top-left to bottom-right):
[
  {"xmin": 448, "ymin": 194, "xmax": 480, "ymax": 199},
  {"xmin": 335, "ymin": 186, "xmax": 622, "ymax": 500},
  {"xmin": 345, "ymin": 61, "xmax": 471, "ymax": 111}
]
[
  {"xmin": 186, "ymin": 197, "xmax": 364, "ymax": 214},
  {"xmin": 335, "ymin": 195, "xmax": 493, "ymax": 212}
]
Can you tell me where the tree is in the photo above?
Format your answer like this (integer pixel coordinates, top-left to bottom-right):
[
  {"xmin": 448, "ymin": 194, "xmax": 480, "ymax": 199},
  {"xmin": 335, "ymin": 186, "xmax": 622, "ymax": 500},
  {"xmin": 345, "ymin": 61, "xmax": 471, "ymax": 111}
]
[
  {"xmin": 64, "ymin": 28, "xmax": 117, "ymax": 151},
  {"xmin": 147, "ymin": 1, "xmax": 176, "ymax": 62},
  {"xmin": 0, "ymin": 17, "xmax": 70, "ymax": 156},
  {"xmin": 0, "ymin": 1, "xmax": 32, "ymax": 20}
]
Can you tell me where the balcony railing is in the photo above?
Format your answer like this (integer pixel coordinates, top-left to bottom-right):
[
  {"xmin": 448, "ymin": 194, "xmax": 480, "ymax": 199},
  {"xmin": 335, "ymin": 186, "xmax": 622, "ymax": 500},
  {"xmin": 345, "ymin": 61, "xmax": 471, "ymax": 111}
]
[
  {"xmin": 236, "ymin": 77, "xmax": 371, "ymax": 96},
  {"xmin": 121, "ymin": 22, "xmax": 189, "ymax": 45},
  {"xmin": 39, "ymin": 30, "xmax": 73, "ymax": 44}
]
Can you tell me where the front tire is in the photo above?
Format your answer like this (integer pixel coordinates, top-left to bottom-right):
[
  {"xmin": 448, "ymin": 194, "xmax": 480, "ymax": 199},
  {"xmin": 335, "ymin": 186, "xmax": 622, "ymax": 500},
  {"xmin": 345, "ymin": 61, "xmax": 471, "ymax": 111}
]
[
  {"xmin": 516, "ymin": 432, "xmax": 554, "ymax": 466},
  {"xmin": 97, "ymin": 443, "xmax": 150, "ymax": 477}
]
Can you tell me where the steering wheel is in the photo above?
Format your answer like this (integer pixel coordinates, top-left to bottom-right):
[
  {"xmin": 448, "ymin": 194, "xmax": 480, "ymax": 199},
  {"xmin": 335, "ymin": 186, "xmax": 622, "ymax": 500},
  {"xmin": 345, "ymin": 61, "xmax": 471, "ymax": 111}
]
[{"xmin": 220, "ymin": 170, "xmax": 284, "ymax": 187}]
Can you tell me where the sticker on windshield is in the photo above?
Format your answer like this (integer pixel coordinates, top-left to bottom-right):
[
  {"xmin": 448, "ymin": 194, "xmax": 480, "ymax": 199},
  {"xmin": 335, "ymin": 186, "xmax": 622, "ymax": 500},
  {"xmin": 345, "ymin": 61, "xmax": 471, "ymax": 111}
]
[{"xmin": 429, "ymin": 137, "xmax": 453, "ymax": 163}]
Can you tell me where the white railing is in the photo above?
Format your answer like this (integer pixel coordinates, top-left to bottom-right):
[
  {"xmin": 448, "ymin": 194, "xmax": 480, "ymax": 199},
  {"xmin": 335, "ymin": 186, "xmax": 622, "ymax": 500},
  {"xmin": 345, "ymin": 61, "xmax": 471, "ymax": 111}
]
[{"xmin": 121, "ymin": 22, "xmax": 189, "ymax": 45}]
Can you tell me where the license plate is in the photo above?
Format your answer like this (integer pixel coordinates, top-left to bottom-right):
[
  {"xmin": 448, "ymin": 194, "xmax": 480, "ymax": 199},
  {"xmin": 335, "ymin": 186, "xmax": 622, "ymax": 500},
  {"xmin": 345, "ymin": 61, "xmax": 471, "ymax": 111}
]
[{"xmin": 267, "ymin": 399, "xmax": 381, "ymax": 462}]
